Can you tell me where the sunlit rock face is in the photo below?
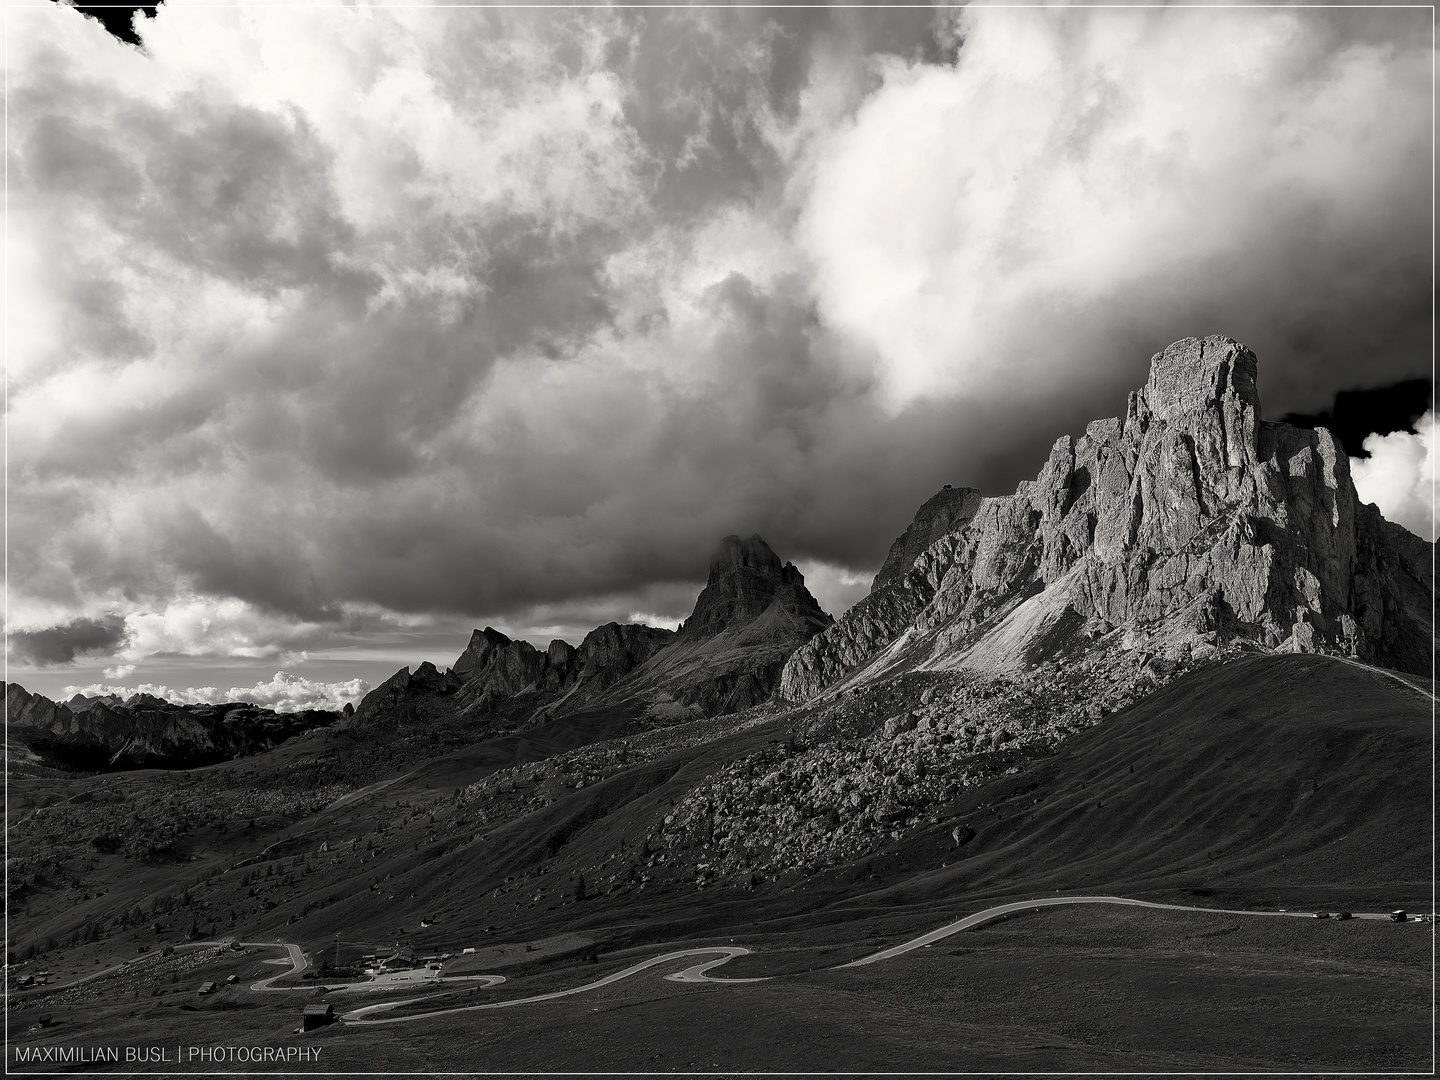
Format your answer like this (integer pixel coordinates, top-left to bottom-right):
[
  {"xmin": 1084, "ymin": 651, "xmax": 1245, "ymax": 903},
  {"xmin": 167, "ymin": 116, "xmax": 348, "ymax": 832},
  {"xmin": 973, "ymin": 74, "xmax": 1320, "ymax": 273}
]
[
  {"xmin": 781, "ymin": 336, "xmax": 1434, "ymax": 703},
  {"xmin": 872, "ymin": 486, "xmax": 984, "ymax": 593}
]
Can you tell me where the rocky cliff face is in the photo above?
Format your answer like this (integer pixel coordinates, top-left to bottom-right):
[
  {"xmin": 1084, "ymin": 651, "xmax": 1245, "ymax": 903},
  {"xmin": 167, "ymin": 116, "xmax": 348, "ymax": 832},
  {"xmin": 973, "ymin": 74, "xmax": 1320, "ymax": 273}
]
[
  {"xmin": 453, "ymin": 628, "xmax": 544, "ymax": 696},
  {"xmin": 5, "ymin": 683, "xmax": 340, "ymax": 770},
  {"xmin": 872, "ymin": 486, "xmax": 983, "ymax": 591},
  {"xmin": 350, "ymin": 620, "xmax": 678, "ymax": 726},
  {"xmin": 573, "ymin": 622, "xmax": 678, "ymax": 690},
  {"xmin": 782, "ymin": 336, "xmax": 1434, "ymax": 703}
]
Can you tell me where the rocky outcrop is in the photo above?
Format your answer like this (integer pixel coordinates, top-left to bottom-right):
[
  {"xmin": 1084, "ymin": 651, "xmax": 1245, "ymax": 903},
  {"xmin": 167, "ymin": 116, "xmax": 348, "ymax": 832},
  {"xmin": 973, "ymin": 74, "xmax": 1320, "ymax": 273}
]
[
  {"xmin": 776, "ymin": 565, "xmax": 942, "ymax": 704},
  {"xmin": 872, "ymin": 486, "xmax": 983, "ymax": 591},
  {"xmin": 573, "ymin": 622, "xmax": 676, "ymax": 690},
  {"xmin": 782, "ymin": 336, "xmax": 1434, "ymax": 702},
  {"xmin": 452, "ymin": 621, "xmax": 674, "ymax": 707},
  {"xmin": 350, "ymin": 662, "xmax": 459, "ymax": 724},
  {"xmin": 453, "ymin": 628, "xmax": 546, "ymax": 700},
  {"xmin": 351, "ymin": 621, "xmax": 678, "ymax": 728},
  {"xmin": 5, "ymin": 683, "xmax": 340, "ymax": 770}
]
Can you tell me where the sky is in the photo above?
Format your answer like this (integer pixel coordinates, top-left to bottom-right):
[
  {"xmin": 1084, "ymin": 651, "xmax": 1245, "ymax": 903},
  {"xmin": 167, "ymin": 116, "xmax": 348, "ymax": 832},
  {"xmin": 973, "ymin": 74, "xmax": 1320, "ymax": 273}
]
[{"xmin": 6, "ymin": 1, "xmax": 1434, "ymax": 712}]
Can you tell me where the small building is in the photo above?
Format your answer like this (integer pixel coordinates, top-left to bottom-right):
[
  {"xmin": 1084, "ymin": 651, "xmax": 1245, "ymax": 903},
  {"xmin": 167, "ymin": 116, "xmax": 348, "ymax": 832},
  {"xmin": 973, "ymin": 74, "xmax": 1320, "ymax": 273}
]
[
  {"xmin": 197, "ymin": 982, "xmax": 217, "ymax": 995},
  {"xmin": 302, "ymin": 1004, "xmax": 336, "ymax": 1031},
  {"xmin": 225, "ymin": 974, "xmax": 239, "ymax": 984}
]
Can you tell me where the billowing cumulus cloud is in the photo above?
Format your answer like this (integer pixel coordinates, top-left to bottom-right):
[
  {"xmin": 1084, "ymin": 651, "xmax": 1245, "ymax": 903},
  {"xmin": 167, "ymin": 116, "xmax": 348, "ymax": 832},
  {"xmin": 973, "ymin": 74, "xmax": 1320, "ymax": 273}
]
[
  {"xmin": 62, "ymin": 671, "xmax": 370, "ymax": 713},
  {"xmin": 1351, "ymin": 412, "xmax": 1438, "ymax": 542},
  {"xmin": 795, "ymin": 6, "xmax": 1431, "ymax": 414},
  {"xmin": 8, "ymin": 3, "xmax": 1431, "ymax": 695}
]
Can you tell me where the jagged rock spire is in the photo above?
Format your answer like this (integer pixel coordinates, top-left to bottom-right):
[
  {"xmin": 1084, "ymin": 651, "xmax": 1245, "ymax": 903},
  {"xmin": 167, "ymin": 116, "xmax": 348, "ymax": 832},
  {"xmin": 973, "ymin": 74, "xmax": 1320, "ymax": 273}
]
[
  {"xmin": 678, "ymin": 534, "xmax": 829, "ymax": 641},
  {"xmin": 781, "ymin": 335, "xmax": 1434, "ymax": 702}
]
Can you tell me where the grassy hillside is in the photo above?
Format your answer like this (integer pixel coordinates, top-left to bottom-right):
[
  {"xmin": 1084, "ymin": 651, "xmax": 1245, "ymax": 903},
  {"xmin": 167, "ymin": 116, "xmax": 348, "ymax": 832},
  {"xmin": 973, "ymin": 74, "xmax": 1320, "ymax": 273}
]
[{"xmin": 6, "ymin": 653, "xmax": 1432, "ymax": 1071}]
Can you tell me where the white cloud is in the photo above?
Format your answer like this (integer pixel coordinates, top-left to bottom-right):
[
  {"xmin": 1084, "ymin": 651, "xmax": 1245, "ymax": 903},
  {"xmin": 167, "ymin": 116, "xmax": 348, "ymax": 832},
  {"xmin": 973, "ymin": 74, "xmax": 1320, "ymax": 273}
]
[
  {"xmin": 113, "ymin": 596, "xmax": 333, "ymax": 663},
  {"xmin": 791, "ymin": 560, "xmax": 873, "ymax": 620},
  {"xmin": 1351, "ymin": 412, "xmax": 1437, "ymax": 541},
  {"xmin": 626, "ymin": 612, "xmax": 683, "ymax": 632},
  {"xmin": 102, "ymin": 663, "xmax": 136, "ymax": 680},
  {"xmin": 61, "ymin": 671, "xmax": 369, "ymax": 713},
  {"xmin": 793, "ymin": 7, "xmax": 1431, "ymax": 410}
]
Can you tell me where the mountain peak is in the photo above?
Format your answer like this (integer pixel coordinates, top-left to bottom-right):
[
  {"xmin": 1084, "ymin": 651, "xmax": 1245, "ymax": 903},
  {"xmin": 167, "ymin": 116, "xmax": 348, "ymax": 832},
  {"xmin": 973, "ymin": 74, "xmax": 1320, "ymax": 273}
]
[
  {"xmin": 708, "ymin": 533, "xmax": 782, "ymax": 578},
  {"xmin": 453, "ymin": 626, "xmax": 514, "ymax": 673},
  {"xmin": 782, "ymin": 334, "xmax": 1434, "ymax": 702},
  {"xmin": 1139, "ymin": 335, "xmax": 1260, "ymax": 423},
  {"xmin": 679, "ymin": 534, "xmax": 824, "ymax": 641}
]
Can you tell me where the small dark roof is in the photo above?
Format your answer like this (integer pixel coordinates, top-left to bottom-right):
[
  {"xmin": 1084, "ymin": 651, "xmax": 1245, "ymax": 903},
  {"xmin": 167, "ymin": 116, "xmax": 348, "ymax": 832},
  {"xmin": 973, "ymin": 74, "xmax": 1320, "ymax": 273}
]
[{"xmin": 303, "ymin": 1004, "xmax": 335, "ymax": 1016}]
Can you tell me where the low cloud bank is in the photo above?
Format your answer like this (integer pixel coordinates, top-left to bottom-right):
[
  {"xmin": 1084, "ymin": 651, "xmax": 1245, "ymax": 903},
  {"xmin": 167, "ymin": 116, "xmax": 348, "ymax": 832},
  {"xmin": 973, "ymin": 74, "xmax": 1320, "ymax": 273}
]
[
  {"xmin": 1350, "ymin": 412, "xmax": 1437, "ymax": 541},
  {"xmin": 61, "ymin": 671, "xmax": 370, "ymax": 713}
]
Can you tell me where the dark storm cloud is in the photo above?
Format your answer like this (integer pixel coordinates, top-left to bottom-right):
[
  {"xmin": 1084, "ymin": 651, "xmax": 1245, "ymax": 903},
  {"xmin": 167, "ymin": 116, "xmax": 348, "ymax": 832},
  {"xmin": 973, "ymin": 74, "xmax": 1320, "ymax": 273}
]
[
  {"xmin": 8, "ymin": 2, "xmax": 1433, "ymax": 670},
  {"xmin": 9, "ymin": 614, "xmax": 131, "ymax": 667},
  {"xmin": 1281, "ymin": 380, "xmax": 1435, "ymax": 459},
  {"xmin": 70, "ymin": 5, "xmax": 155, "ymax": 49}
]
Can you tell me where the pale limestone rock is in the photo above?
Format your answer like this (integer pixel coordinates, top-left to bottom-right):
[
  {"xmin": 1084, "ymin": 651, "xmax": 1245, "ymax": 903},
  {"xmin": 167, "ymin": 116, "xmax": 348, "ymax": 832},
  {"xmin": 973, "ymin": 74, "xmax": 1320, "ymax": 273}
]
[{"xmin": 780, "ymin": 335, "xmax": 1433, "ymax": 702}]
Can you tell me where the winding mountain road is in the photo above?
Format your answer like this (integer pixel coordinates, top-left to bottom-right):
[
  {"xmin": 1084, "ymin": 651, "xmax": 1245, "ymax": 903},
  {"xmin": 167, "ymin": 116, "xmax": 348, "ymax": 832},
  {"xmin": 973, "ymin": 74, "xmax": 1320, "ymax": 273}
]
[
  {"xmin": 1322, "ymin": 653, "xmax": 1438, "ymax": 702},
  {"xmin": 838, "ymin": 895, "xmax": 1321, "ymax": 967},
  {"xmin": 244, "ymin": 941, "xmax": 309, "ymax": 990},
  {"xmin": 342, "ymin": 947, "xmax": 756, "ymax": 1025},
  {"xmin": 333, "ymin": 895, "xmax": 1409, "ymax": 1026}
]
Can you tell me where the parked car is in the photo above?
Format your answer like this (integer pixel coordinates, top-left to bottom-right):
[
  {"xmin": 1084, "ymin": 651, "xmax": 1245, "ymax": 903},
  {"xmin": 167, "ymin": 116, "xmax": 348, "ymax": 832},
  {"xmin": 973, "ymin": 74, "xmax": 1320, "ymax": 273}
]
[
  {"xmin": 1389, "ymin": 910, "xmax": 1406, "ymax": 922},
  {"xmin": 1335, "ymin": 911, "xmax": 1352, "ymax": 920}
]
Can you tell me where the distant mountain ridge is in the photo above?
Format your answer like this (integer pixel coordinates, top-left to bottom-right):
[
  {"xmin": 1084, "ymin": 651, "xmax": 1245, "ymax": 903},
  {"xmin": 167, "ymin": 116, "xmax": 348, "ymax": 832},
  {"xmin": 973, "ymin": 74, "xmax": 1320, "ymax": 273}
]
[
  {"xmin": 4, "ymin": 683, "xmax": 341, "ymax": 770},
  {"xmin": 781, "ymin": 335, "xmax": 1434, "ymax": 704},
  {"xmin": 18, "ymin": 336, "xmax": 1430, "ymax": 776},
  {"xmin": 348, "ymin": 533, "xmax": 832, "ymax": 730}
]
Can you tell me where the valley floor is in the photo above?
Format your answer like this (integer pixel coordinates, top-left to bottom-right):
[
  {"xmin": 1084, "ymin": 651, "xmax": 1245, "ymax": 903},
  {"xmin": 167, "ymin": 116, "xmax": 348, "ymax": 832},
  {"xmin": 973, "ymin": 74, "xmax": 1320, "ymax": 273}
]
[
  {"xmin": 6, "ymin": 654, "xmax": 1434, "ymax": 1072},
  {"xmin": 5, "ymin": 902, "xmax": 1431, "ymax": 1072}
]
